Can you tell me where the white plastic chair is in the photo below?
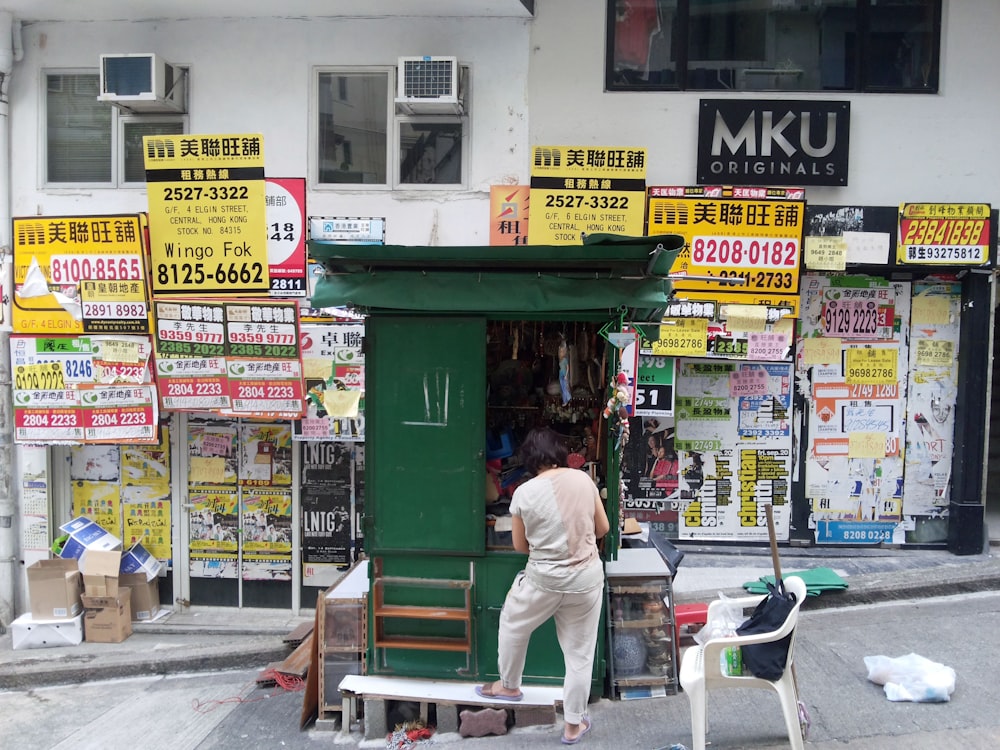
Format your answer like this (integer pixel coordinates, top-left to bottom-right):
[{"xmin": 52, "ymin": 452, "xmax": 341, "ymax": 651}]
[{"xmin": 679, "ymin": 575, "xmax": 808, "ymax": 750}]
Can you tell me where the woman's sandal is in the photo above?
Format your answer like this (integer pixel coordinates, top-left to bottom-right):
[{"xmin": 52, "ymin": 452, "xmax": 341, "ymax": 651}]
[{"xmin": 561, "ymin": 715, "xmax": 592, "ymax": 745}]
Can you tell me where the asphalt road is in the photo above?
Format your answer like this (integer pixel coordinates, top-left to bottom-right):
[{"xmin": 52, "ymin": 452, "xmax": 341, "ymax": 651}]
[{"xmin": 3, "ymin": 591, "xmax": 1000, "ymax": 750}]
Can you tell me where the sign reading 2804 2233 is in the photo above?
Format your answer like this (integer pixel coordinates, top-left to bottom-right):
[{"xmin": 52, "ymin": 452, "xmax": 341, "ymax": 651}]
[{"xmin": 144, "ymin": 133, "xmax": 270, "ymax": 295}]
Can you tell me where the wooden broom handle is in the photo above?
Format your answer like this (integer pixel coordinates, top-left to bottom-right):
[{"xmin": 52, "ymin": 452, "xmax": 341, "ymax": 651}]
[{"xmin": 765, "ymin": 503, "xmax": 783, "ymax": 584}]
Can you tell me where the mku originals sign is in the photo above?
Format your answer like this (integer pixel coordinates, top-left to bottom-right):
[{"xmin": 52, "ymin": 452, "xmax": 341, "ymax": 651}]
[{"xmin": 697, "ymin": 99, "xmax": 850, "ymax": 187}]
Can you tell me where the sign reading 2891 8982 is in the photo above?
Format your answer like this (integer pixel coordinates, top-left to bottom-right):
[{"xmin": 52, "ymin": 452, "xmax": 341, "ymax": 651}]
[{"xmin": 144, "ymin": 134, "xmax": 270, "ymax": 295}]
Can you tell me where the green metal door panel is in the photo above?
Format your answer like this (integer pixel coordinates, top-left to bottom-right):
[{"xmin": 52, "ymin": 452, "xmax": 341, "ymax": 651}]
[
  {"xmin": 475, "ymin": 553, "xmax": 606, "ymax": 693},
  {"xmin": 368, "ymin": 316, "xmax": 486, "ymax": 556}
]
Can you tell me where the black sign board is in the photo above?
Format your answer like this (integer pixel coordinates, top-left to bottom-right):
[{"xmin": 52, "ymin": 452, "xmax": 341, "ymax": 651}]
[{"xmin": 697, "ymin": 99, "xmax": 850, "ymax": 187}]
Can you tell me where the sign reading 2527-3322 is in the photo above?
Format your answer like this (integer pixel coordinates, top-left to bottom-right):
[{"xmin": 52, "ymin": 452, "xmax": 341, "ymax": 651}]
[{"xmin": 144, "ymin": 133, "xmax": 270, "ymax": 295}]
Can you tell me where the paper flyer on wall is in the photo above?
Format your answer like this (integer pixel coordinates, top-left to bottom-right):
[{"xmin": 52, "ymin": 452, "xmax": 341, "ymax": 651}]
[
  {"xmin": 674, "ymin": 359, "xmax": 793, "ymax": 541},
  {"xmin": 798, "ymin": 274, "xmax": 912, "ymax": 544}
]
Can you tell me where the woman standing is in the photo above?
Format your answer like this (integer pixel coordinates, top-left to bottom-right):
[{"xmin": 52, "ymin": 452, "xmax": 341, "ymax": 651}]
[{"xmin": 476, "ymin": 427, "xmax": 611, "ymax": 745}]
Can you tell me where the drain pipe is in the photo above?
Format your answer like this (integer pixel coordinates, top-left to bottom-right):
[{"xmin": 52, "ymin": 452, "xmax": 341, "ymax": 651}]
[{"xmin": 0, "ymin": 9, "xmax": 21, "ymax": 632}]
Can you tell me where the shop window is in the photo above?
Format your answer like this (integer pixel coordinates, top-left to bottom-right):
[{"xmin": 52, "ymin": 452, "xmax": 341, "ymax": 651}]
[
  {"xmin": 45, "ymin": 72, "xmax": 187, "ymax": 187},
  {"xmin": 605, "ymin": 0, "xmax": 941, "ymax": 93}
]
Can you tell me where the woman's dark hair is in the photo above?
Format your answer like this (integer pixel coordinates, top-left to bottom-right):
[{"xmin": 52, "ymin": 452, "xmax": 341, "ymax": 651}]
[{"xmin": 519, "ymin": 427, "xmax": 569, "ymax": 475}]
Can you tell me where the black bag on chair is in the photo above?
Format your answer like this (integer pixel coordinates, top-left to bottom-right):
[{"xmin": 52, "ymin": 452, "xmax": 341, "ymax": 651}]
[{"xmin": 736, "ymin": 579, "xmax": 798, "ymax": 681}]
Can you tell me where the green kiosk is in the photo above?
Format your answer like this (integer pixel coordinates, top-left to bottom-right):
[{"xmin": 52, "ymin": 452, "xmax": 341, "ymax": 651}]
[{"xmin": 309, "ymin": 235, "xmax": 683, "ymax": 696}]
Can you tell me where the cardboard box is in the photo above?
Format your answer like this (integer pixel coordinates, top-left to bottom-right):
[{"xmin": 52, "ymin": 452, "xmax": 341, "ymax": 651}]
[
  {"xmin": 118, "ymin": 572, "xmax": 161, "ymax": 621},
  {"xmin": 119, "ymin": 542, "xmax": 163, "ymax": 581},
  {"xmin": 82, "ymin": 587, "xmax": 132, "ymax": 643},
  {"xmin": 26, "ymin": 558, "xmax": 83, "ymax": 620},
  {"xmin": 58, "ymin": 516, "xmax": 122, "ymax": 560},
  {"xmin": 11, "ymin": 612, "xmax": 84, "ymax": 650},
  {"xmin": 80, "ymin": 548, "xmax": 122, "ymax": 596}
]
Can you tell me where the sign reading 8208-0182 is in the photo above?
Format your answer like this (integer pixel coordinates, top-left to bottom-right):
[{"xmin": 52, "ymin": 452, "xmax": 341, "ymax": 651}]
[{"xmin": 144, "ymin": 133, "xmax": 271, "ymax": 295}]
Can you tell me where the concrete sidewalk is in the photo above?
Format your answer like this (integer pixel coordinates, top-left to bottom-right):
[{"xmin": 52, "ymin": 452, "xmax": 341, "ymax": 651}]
[{"xmin": 1, "ymin": 544, "xmax": 997, "ymax": 692}]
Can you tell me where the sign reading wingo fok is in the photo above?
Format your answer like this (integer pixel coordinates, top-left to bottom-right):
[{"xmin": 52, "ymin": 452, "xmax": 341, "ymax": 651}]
[{"xmin": 143, "ymin": 133, "xmax": 271, "ymax": 295}]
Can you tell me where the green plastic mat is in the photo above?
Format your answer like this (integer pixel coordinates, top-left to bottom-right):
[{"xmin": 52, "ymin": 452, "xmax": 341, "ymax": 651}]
[{"xmin": 743, "ymin": 567, "xmax": 849, "ymax": 597}]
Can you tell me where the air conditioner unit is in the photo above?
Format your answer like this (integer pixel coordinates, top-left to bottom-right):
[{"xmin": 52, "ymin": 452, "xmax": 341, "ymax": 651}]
[
  {"xmin": 98, "ymin": 53, "xmax": 187, "ymax": 114},
  {"xmin": 395, "ymin": 56, "xmax": 464, "ymax": 115}
]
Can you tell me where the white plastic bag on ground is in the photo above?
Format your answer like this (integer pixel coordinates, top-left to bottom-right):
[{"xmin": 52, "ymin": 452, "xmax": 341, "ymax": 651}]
[{"xmin": 864, "ymin": 652, "xmax": 956, "ymax": 702}]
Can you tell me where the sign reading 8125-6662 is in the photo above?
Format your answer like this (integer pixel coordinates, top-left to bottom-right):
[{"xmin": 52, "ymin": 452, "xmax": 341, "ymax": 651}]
[{"xmin": 144, "ymin": 133, "xmax": 270, "ymax": 295}]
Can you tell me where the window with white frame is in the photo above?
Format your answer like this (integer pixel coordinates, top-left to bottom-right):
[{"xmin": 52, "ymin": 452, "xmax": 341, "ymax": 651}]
[
  {"xmin": 315, "ymin": 67, "xmax": 467, "ymax": 188},
  {"xmin": 606, "ymin": 0, "xmax": 941, "ymax": 93},
  {"xmin": 45, "ymin": 72, "xmax": 186, "ymax": 187}
]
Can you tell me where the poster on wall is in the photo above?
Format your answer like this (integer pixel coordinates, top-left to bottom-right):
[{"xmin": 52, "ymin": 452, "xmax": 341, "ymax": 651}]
[
  {"xmin": 294, "ymin": 323, "xmax": 366, "ymax": 442},
  {"xmin": 265, "ymin": 177, "xmax": 308, "ymax": 297},
  {"xmin": 301, "ymin": 441, "xmax": 354, "ymax": 585},
  {"xmin": 241, "ymin": 488, "xmax": 293, "ymax": 582},
  {"xmin": 70, "ymin": 480, "xmax": 122, "ymax": 540},
  {"xmin": 674, "ymin": 359, "xmax": 793, "ymax": 541},
  {"xmin": 189, "ymin": 487, "xmax": 239, "ymax": 552},
  {"xmin": 188, "ymin": 422, "xmax": 238, "ymax": 485},
  {"xmin": 11, "ymin": 214, "xmax": 149, "ymax": 335},
  {"xmin": 144, "ymin": 133, "xmax": 270, "ymax": 296},
  {"xmin": 11, "ymin": 335, "xmax": 159, "ymax": 444},
  {"xmin": 238, "ymin": 423, "xmax": 292, "ymax": 486},
  {"xmin": 489, "ymin": 185, "xmax": 530, "ymax": 246},
  {"xmin": 798, "ymin": 274, "xmax": 912, "ymax": 544},
  {"xmin": 621, "ymin": 416, "xmax": 680, "ymax": 535},
  {"xmin": 902, "ymin": 282, "xmax": 961, "ymax": 516},
  {"xmin": 20, "ymin": 447, "xmax": 51, "ymax": 563}
]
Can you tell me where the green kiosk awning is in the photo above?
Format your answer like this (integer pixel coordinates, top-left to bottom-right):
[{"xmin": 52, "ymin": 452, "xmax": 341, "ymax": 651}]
[{"xmin": 308, "ymin": 233, "xmax": 686, "ymax": 319}]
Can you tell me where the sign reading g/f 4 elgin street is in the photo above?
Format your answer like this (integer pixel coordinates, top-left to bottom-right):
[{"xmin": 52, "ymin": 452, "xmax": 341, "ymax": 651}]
[{"xmin": 144, "ymin": 133, "xmax": 270, "ymax": 295}]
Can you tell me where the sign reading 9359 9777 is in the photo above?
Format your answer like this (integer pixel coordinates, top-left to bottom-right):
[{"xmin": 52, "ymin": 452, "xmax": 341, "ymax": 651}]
[
  {"xmin": 144, "ymin": 133, "xmax": 271, "ymax": 295},
  {"xmin": 896, "ymin": 202, "xmax": 991, "ymax": 265}
]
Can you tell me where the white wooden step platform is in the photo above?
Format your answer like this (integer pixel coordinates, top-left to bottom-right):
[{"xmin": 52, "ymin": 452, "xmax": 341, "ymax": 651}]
[{"xmin": 339, "ymin": 674, "xmax": 563, "ymax": 707}]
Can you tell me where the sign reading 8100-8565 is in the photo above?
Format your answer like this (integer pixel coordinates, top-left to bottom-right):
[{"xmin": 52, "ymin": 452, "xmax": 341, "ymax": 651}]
[{"xmin": 144, "ymin": 133, "xmax": 270, "ymax": 295}]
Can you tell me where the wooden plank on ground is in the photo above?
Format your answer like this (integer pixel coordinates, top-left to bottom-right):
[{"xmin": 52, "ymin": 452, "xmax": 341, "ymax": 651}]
[
  {"xmin": 283, "ymin": 620, "xmax": 315, "ymax": 647},
  {"xmin": 278, "ymin": 632, "xmax": 313, "ymax": 678},
  {"xmin": 299, "ymin": 607, "xmax": 320, "ymax": 730}
]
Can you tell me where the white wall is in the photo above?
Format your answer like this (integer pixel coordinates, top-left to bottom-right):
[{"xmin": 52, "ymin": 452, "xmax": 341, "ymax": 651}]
[
  {"xmin": 528, "ymin": 0, "xmax": 1000, "ymax": 207},
  {"xmin": 10, "ymin": 4, "xmax": 1000, "ymax": 238},
  {"xmin": 9, "ymin": 16, "xmax": 531, "ymax": 245}
]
